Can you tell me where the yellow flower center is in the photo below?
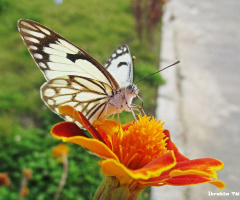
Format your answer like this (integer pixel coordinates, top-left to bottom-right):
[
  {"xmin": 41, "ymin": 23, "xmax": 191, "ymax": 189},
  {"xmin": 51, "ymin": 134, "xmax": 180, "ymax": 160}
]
[{"xmin": 112, "ymin": 115, "xmax": 168, "ymax": 170}]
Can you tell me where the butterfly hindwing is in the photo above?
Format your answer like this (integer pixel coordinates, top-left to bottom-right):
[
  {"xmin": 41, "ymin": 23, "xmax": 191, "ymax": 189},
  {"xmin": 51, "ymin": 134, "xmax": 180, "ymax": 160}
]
[
  {"xmin": 104, "ymin": 44, "xmax": 134, "ymax": 88},
  {"xmin": 41, "ymin": 75, "xmax": 113, "ymax": 123}
]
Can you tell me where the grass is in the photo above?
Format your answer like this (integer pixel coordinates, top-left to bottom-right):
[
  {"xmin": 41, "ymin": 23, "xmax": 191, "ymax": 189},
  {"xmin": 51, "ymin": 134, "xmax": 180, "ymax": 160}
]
[{"xmin": 0, "ymin": 0, "xmax": 164, "ymax": 199}]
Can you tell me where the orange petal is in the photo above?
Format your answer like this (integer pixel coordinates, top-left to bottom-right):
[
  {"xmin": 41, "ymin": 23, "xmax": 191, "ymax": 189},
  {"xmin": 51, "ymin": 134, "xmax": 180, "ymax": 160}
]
[
  {"xmin": 63, "ymin": 136, "xmax": 119, "ymax": 161},
  {"xmin": 138, "ymin": 158, "xmax": 224, "ymax": 188},
  {"xmin": 208, "ymin": 180, "xmax": 225, "ymax": 189},
  {"xmin": 164, "ymin": 174, "xmax": 225, "ymax": 189},
  {"xmin": 94, "ymin": 119, "xmax": 119, "ymax": 137},
  {"xmin": 99, "ymin": 151, "xmax": 176, "ymax": 185},
  {"xmin": 169, "ymin": 158, "xmax": 224, "ymax": 179},
  {"xmin": 121, "ymin": 122, "xmax": 133, "ymax": 131},
  {"xmin": 52, "ymin": 144, "xmax": 70, "ymax": 158},
  {"xmin": 58, "ymin": 105, "xmax": 84, "ymax": 124},
  {"xmin": 58, "ymin": 105, "xmax": 111, "ymax": 147},
  {"xmin": 164, "ymin": 129, "xmax": 189, "ymax": 161},
  {"xmin": 58, "ymin": 105, "xmax": 100, "ymax": 139},
  {"xmin": 51, "ymin": 122, "xmax": 88, "ymax": 139}
]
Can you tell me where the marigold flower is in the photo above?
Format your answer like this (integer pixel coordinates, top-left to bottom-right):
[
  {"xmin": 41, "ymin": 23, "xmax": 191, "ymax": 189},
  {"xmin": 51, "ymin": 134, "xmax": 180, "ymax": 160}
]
[
  {"xmin": 51, "ymin": 105, "xmax": 225, "ymax": 199},
  {"xmin": 52, "ymin": 144, "xmax": 69, "ymax": 162},
  {"xmin": 22, "ymin": 169, "xmax": 32, "ymax": 180},
  {"xmin": 0, "ymin": 173, "xmax": 11, "ymax": 187},
  {"xmin": 20, "ymin": 186, "xmax": 29, "ymax": 199}
]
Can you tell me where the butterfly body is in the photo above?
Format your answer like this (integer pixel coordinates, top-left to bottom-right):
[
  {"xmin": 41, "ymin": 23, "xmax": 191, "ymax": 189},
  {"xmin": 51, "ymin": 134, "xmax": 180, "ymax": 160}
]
[
  {"xmin": 18, "ymin": 19, "xmax": 141, "ymax": 125},
  {"xmin": 108, "ymin": 84, "xmax": 139, "ymax": 111}
]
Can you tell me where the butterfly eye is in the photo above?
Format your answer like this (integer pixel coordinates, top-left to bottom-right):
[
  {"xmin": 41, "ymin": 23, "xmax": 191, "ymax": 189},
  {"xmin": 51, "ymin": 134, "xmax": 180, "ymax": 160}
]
[{"xmin": 126, "ymin": 84, "xmax": 133, "ymax": 92}]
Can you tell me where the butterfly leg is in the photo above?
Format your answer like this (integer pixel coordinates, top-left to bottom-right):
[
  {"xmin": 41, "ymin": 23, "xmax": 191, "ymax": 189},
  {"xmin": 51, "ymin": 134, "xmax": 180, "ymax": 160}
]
[
  {"xmin": 100, "ymin": 103, "xmax": 110, "ymax": 123},
  {"xmin": 111, "ymin": 113, "xmax": 116, "ymax": 120},
  {"xmin": 131, "ymin": 104, "xmax": 144, "ymax": 116},
  {"xmin": 127, "ymin": 104, "xmax": 140, "ymax": 126},
  {"xmin": 106, "ymin": 101, "xmax": 122, "ymax": 132},
  {"xmin": 136, "ymin": 94, "xmax": 145, "ymax": 115},
  {"xmin": 117, "ymin": 108, "xmax": 121, "ymax": 134}
]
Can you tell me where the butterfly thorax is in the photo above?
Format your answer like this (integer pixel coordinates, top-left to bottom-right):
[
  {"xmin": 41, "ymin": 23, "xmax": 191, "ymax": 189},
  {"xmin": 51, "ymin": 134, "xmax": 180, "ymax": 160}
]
[{"xmin": 107, "ymin": 84, "xmax": 139, "ymax": 113}]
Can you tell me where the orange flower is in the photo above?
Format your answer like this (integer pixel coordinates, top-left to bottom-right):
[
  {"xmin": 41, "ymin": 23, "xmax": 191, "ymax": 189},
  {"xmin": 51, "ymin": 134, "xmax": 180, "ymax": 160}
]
[
  {"xmin": 20, "ymin": 186, "xmax": 29, "ymax": 199},
  {"xmin": 52, "ymin": 144, "xmax": 69, "ymax": 162},
  {"xmin": 22, "ymin": 169, "xmax": 32, "ymax": 180},
  {"xmin": 0, "ymin": 173, "xmax": 11, "ymax": 187},
  {"xmin": 51, "ymin": 105, "xmax": 225, "ymax": 196}
]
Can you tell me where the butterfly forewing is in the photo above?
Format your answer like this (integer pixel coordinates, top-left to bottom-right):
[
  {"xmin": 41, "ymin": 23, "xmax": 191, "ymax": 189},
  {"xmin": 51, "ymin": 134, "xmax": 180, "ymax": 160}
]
[
  {"xmin": 104, "ymin": 44, "xmax": 134, "ymax": 88},
  {"xmin": 18, "ymin": 19, "xmax": 122, "ymax": 124},
  {"xmin": 18, "ymin": 19, "xmax": 119, "ymax": 88}
]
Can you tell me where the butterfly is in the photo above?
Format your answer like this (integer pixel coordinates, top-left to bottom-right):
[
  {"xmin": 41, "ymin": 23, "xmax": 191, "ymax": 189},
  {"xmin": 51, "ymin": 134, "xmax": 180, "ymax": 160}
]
[{"xmin": 18, "ymin": 19, "xmax": 143, "ymax": 126}]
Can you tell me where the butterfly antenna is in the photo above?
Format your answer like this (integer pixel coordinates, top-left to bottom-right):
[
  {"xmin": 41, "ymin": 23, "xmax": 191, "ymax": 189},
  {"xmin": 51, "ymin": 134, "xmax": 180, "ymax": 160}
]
[{"xmin": 135, "ymin": 60, "xmax": 180, "ymax": 84}]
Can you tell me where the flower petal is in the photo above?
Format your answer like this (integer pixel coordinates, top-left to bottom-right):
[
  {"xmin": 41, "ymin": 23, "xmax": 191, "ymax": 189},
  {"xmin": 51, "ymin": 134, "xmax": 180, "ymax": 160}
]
[
  {"xmin": 164, "ymin": 174, "xmax": 225, "ymax": 189},
  {"xmin": 51, "ymin": 122, "xmax": 89, "ymax": 139},
  {"xmin": 62, "ymin": 136, "xmax": 119, "ymax": 161},
  {"xmin": 94, "ymin": 119, "xmax": 119, "ymax": 146},
  {"xmin": 94, "ymin": 119, "xmax": 119, "ymax": 136},
  {"xmin": 99, "ymin": 151, "xmax": 176, "ymax": 185},
  {"xmin": 121, "ymin": 122, "xmax": 133, "ymax": 131},
  {"xmin": 58, "ymin": 105, "xmax": 84, "ymax": 124},
  {"xmin": 52, "ymin": 144, "xmax": 70, "ymax": 157},
  {"xmin": 164, "ymin": 129, "xmax": 189, "ymax": 161},
  {"xmin": 138, "ymin": 158, "xmax": 224, "ymax": 189},
  {"xmin": 58, "ymin": 105, "xmax": 111, "ymax": 147},
  {"xmin": 168, "ymin": 158, "xmax": 224, "ymax": 179}
]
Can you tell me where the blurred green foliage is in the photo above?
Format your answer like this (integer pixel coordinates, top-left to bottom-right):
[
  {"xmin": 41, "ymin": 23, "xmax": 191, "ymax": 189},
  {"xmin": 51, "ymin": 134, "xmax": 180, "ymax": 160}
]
[
  {"xmin": 0, "ymin": 0, "xmax": 163, "ymax": 199},
  {"xmin": 0, "ymin": 128, "xmax": 102, "ymax": 200}
]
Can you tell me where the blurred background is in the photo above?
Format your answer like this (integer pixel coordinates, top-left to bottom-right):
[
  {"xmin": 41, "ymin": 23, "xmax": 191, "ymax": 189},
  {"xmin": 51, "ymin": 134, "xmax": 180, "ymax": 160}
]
[
  {"xmin": 0, "ymin": 0, "xmax": 165, "ymax": 199},
  {"xmin": 2, "ymin": 0, "xmax": 239, "ymax": 200},
  {"xmin": 154, "ymin": 1, "xmax": 240, "ymax": 200}
]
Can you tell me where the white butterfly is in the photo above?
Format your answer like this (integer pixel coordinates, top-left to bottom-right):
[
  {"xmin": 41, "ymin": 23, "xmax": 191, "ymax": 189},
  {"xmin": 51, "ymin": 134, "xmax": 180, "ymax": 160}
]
[{"xmin": 18, "ymin": 19, "xmax": 143, "ymax": 125}]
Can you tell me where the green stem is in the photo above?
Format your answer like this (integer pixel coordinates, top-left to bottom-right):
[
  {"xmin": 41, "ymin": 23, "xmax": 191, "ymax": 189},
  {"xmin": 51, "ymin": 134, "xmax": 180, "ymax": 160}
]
[
  {"xmin": 93, "ymin": 176, "xmax": 143, "ymax": 200},
  {"xmin": 53, "ymin": 154, "xmax": 68, "ymax": 200}
]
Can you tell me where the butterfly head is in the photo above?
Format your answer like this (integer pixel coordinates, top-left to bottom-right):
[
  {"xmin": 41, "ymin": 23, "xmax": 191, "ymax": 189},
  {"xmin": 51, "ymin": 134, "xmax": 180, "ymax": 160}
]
[
  {"xmin": 125, "ymin": 84, "xmax": 143, "ymax": 115},
  {"xmin": 124, "ymin": 84, "xmax": 139, "ymax": 110},
  {"xmin": 125, "ymin": 84, "xmax": 139, "ymax": 96}
]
